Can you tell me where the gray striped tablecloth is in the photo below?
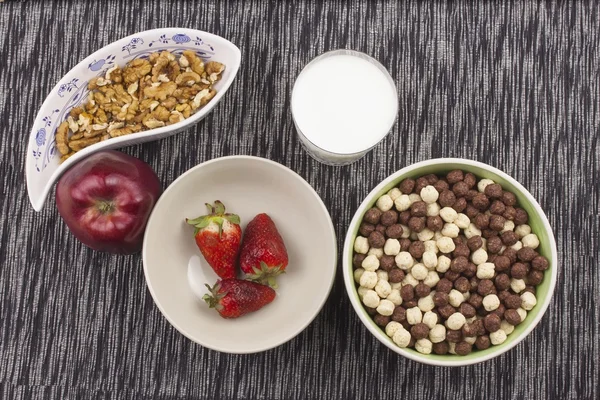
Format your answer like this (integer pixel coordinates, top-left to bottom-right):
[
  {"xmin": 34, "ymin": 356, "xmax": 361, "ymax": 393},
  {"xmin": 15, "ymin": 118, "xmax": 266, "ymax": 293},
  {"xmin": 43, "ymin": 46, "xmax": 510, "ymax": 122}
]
[{"xmin": 1, "ymin": 1, "xmax": 598, "ymax": 399}]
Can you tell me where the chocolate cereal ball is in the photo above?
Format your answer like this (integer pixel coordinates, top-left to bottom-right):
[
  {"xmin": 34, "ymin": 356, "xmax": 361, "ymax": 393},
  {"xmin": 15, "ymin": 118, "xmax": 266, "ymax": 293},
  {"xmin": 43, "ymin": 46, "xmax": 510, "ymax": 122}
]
[
  {"xmin": 484, "ymin": 183, "xmax": 503, "ymax": 199},
  {"xmin": 374, "ymin": 314, "xmax": 390, "ymax": 327},
  {"xmin": 527, "ymin": 270, "xmax": 544, "ymax": 285},
  {"xmin": 433, "ymin": 291, "xmax": 450, "ymax": 307},
  {"xmin": 465, "ymin": 204, "xmax": 479, "ymax": 219},
  {"xmin": 489, "ymin": 215, "xmax": 506, "ymax": 231},
  {"xmin": 504, "ymin": 294, "xmax": 522, "ymax": 309},
  {"xmin": 502, "ymin": 191, "xmax": 517, "ymax": 206},
  {"xmin": 467, "ymin": 235, "xmax": 483, "ymax": 251},
  {"xmin": 408, "ymin": 217, "xmax": 426, "ymax": 233},
  {"xmin": 379, "ymin": 255, "xmax": 396, "ymax": 272},
  {"xmin": 446, "ymin": 330, "xmax": 463, "ymax": 343},
  {"xmin": 439, "ymin": 190, "xmax": 456, "ymax": 207},
  {"xmin": 436, "ymin": 278, "xmax": 454, "ymax": 294},
  {"xmin": 453, "ymin": 243, "xmax": 470, "ymax": 258},
  {"xmin": 433, "ymin": 341, "xmax": 450, "ymax": 355},
  {"xmin": 380, "ymin": 210, "xmax": 399, "ymax": 226},
  {"xmin": 410, "ymin": 201, "xmax": 427, "ymax": 217},
  {"xmin": 455, "ymin": 341, "xmax": 473, "ymax": 356},
  {"xmin": 415, "ymin": 283, "xmax": 431, "ymax": 298},
  {"xmin": 472, "ymin": 193, "xmax": 490, "ymax": 210},
  {"xmin": 477, "ymin": 279, "xmax": 495, "ymax": 296},
  {"xmin": 495, "ymin": 273, "xmax": 511, "ymax": 290},
  {"xmin": 489, "ymin": 200, "xmax": 506, "ymax": 215},
  {"xmin": 427, "ymin": 216, "xmax": 444, "ymax": 231},
  {"xmin": 400, "ymin": 285, "xmax": 415, "ymax": 301},
  {"xmin": 514, "ymin": 208, "xmax": 529, "ymax": 224},
  {"xmin": 411, "ymin": 323, "xmax": 430, "ymax": 340},
  {"xmin": 475, "ymin": 335, "xmax": 491, "ymax": 350},
  {"xmin": 408, "ymin": 241, "xmax": 425, "ymax": 259},
  {"xmin": 531, "ymin": 255, "xmax": 549, "ymax": 271},
  {"xmin": 452, "ymin": 181, "xmax": 470, "ymax": 197},
  {"xmin": 454, "ymin": 277, "xmax": 470, "ymax": 292},
  {"xmin": 353, "ymin": 254, "xmax": 366, "ymax": 268},
  {"xmin": 438, "ymin": 304, "xmax": 457, "ymax": 319},
  {"xmin": 505, "ymin": 309, "xmax": 522, "ymax": 325},
  {"xmin": 388, "ymin": 269, "xmax": 405, "ymax": 283},
  {"xmin": 391, "ymin": 306, "xmax": 407, "ymax": 322},
  {"xmin": 399, "ymin": 211, "xmax": 411, "ymax": 225},
  {"xmin": 399, "ymin": 238, "xmax": 411, "ymax": 251},
  {"xmin": 434, "ymin": 180, "xmax": 450, "ymax": 193},
  {"xmin": 368, "ymin": 231, "xmax": 386, "ymax": 248},
  {"xmin": 446, "ymin": 170, "xmax": 464, "ymax": 184},
  {"xmin": 503, "ymin": 206, "xmax": 517, "ymax": 221},
  {"xmin": 359, "ymin": 222, "xmax": 376, "ymax": 237},
  {"xmin": 502, "ymin": 247, "xmax": 518, "ymax": 264},
  {"xmin": 501, "ymin": 230, "xmax": 519, "ymax": 246},
  {"xmin": 487, "ymin": 236, "xmax": 503, "ymax": 254},
  {"xmin": 386, "ymin": 224, "xmax": 404, "ymax": 239},
  {"xmin": 518, "ymin": 247, "xmax": 538, "ymax": 262},
  {"xmin": 484, "ymin": 313, "xmax": 501, "ymax": 332},
  {"xmin": 474, "ymin": 214, "xmax": 490, "ymax": 230},
  {"xmin": 511, "ymin": 263, "xmax": 528, "ymax": 279},
  {"xmin": 398, "ymin": 178, "xmax": 416, "ymax": 194},
  {"xmin": 364, "ymin": 208, "xmax": 382, "ymax": 224},
  {"xmin": 452, "ymin": 197, "xmax": 467, "ymax": 213},
  {"xmin": 459, "ymin": 303, "xmax": 476, "ymax": 318}
]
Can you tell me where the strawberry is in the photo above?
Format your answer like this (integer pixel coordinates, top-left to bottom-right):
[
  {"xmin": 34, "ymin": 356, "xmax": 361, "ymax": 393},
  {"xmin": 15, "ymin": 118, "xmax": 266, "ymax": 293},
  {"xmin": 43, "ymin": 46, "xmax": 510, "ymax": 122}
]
[
  {"xmin": 203, "ymin": 278, "xmax": 276, "ymax": 318},
  {"xmin": 239, "ymin": 213, "xmax": 288, "ymax": 288},
  {"xmin": 186, "ymin": 201, "xmax": 241, "ymax": 279}
]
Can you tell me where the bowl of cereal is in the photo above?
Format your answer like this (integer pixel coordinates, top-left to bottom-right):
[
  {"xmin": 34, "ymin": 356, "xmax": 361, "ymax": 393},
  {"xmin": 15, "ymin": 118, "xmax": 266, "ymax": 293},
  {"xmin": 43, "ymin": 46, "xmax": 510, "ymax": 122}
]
[
  {"xmin": 26, "ymin": 28, "xmax": 241, "ymax": 212},
  {"xmin": 343, "ymin": 158, "xmax": 557, "ymax": 366}
]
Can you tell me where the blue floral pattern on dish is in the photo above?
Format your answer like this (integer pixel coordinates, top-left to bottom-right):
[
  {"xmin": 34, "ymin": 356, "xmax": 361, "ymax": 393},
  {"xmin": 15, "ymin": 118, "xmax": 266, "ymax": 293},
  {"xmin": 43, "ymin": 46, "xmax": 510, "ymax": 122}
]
[{"xmin": 121, "ymin": 38, "xmax": 144, "ymax": 55}]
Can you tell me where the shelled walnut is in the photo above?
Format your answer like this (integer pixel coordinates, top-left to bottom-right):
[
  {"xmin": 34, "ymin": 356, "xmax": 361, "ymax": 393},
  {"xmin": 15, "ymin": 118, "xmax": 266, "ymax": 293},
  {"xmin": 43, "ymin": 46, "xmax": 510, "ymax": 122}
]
[{"xmin": 55, "ymin": 50, "xmax": 224, "ymax": 162}]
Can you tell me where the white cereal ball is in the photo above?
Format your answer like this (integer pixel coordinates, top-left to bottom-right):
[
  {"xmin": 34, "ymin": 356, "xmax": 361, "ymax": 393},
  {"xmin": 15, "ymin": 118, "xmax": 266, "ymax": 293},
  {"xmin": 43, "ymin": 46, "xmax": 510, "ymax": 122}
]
[
  {"xmin": 462, "ymin": 291, "xmax": 471, "ymax": 301},
  {"xmin": 464, "ymin": 223, "xmax": 482, "ymax": 239},
  {"xmin": 436, "ymin": 236, "xmax": 456, "ymax": 254},
  {"xmin": 354, "ymin": 236, "xmax": 369, "ymax": 254},
  {"xmin": 454, "ymin": 213, "xmax": 470, "ymax": 229},
  {"xmin": 427, "ymin": 202, "xmax": 440, "ymax": 217},
  {"xmin": 359, "ymin": 271, "xmax": 378, "ymax": 289},
  {"xmin": 375, "ymin": 279, "xmax": 392, "ymax": 298},
  {"xmin": 420, "ymin": 185, "xmax": 439, "ymax": 204},
  {"xmin": 376, "ymin": 194, "xmax": 394, "ymax": 212},
  {"xmin": 385, "ymin": 321, "xmax": 403, "ymax": 337},
  {"xmin": 482, "ymin": 294, "xmax": 500, "ymax": 311},
  {"xmin": 439, "ymin": 207, "xmax": 458, "ymax": 223},
  {"xmin": 446, "ymin": 312, "xmax": 467, "ymax": 330},
  {"xmin": 411, "ymin": 263, "xmax": 428, "ymax": 281},
  {"xmin": 424, "ymin": 271, "xmax": 440, "ymax": 288},
  {"xmin": 361, "ymin": 254, "xmax": 380, "ymax": 272},
  {"xmin": 395, "ymin": 252, "xmax": 414, "ymax": 270},
  {"xmin": 406, "ymin": 306, "xmax": 423, "ymax": 325},
  {"xmin": 515, "ymin": 224, "xmax": 532, "ymax": 238},
  {"xmin": 417, "ymin": 228, "xmax": 435, "ymax": 242},
  {"xmin": 384, "ymin": 239, "xmax": 401, "ymax": 256},
  {"xmin": 376, "ymin": 270, "xmax": 389, "ymax": 282},
  {"xmin": 448, "ymin": 342, "xmax": 457, "ymax": 355},
  {"xmin": 510, "ymin": 278, "xmax": 526, "ymax": 294},
  {"xmin": 394, "ymin": 195, "xmax": 412, "ymax": 211},
  {"xmin": 387, "ymin": 289, "xmax": 403, "ymax": 306},
  {"xmin": 490, "ymin": 329, "xmax": 507, "ymax": 345},
  {"xmin": 501, "ymin": 320, "xmax": 515, "ymax": 335},
  {"xmin": 415, "ymin": 338, "xmax": 433, "ymax": 354},
  {"xmin": 353, "ymin": 268, "xmax": 365, "ymax": 284},
  {"xmin": 388, "ymin": 188, "xmax": 402, "ymax": 201},
  {"xmin": 481, "ymin": 238, "xmax": 488, "ymax": 251},
  {"xmin": 516, "ymin": 307, "xmax": 528, "ymax": 322},
  {"xmin": 436, "ymin": 255, "xmax": 451, "ymax": 273},
  {"xmin": 477, "ymin": 178, "xmax": 495, "ymax": 193},
  {"xmin": 471, "ymin": 248, "xmax": 488, "ymax": 265},
  {"xmin": 357, "ymin": 286, "xmax": 370, "ymax": 298},
  {"xmin": 464, "ymin": 336, "xmax": 477, "ymax": 345},
  {"xmin": 441, "ymin": 223, "xmax": 460, "ymax": 238},
  {"xmin": 422, "ymin": 311, "xmax": 438, "ymax": 329},
  {"xmin": 502, "ymin": 220, "xmax": 515, "ymax": 233},
  {"xmin": 424, "ymin": 240, "xmax": 438, "ymax": 254},
  {"xmin": 476, "ymin": 262, "xmax": 496, "ymax": 279},
  {"xmin": 448, "ymin": 289, "xmax": 465, "ymax": 307},
  {"xmin": 434, "ymin": 231, "xmax": 444, "ymax": 240},
  {"xmin": 521, "ymin": 292, "xmax": 537, "ymax": 310},
  {"xmin": 391, "ymin": 282, "xmax": 403, "ymax": 290},
  {"xmin": 422, "ymin": 251, "xmax": 438, "ymax": 270},
  {"xmin": 392, "ymin": 328, "xmax": 412, "ymax": 348},
  {"xmin": 403, "ymin": 274, "xmax": 420, "ymax": 287},
  {"xmin": 368, "ymin": 247, "xmax": 384, "ymax": 259},
  {"xmin": 362, "ymin": 290, "xmax": 380, "ymax": 308},
  {"xmin": 511, "ymin": 241, "xmax": 523, "ymax": 251},
  {"xmin": 400, "ymin": 225, "xmax": 411, "ymax": 239},
  {"xmin": 376, "ymin": 299, "xmax": 395, "ymax": 316},
  {"xmin": 408, "ymin": 193, "xmax": 422, "ymax": 204},
  {"xmin": 429, "ymin": 324, "xmax": 446, "ymax": 343},
  {"xmin": 522, "ymin": 233, "xmax": 540, "ymax": 249},
  {"xmin": 418, "ymin": 295, "xmax": 435, "ymax": 312}
]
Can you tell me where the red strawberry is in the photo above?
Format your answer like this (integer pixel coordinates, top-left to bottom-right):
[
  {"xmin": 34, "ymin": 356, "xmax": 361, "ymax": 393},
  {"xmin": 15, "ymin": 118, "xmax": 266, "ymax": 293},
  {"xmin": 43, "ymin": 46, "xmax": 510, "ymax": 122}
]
[
  {"xmin": 203, "ymin": 278, "xmax": 276, "ymax": 318},
  {"xmin": 186, "ymin": 201, "xmax": 241, "ymax": 279},
  {"xmin": 239, "ymin": 213, "xmax": 288, "ymax": 288}
]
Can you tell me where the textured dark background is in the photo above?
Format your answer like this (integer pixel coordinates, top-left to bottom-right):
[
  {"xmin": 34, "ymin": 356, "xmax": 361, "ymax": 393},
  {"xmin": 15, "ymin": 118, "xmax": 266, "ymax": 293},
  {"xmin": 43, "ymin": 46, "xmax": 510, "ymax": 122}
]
[{"xmin": 1, "ymin": 1, "xmax": 599, "ymax": 399}]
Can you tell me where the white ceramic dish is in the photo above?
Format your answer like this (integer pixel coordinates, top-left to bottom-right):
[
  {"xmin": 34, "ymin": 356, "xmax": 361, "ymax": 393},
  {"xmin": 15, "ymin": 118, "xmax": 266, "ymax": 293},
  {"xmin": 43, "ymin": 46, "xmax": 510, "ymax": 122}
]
[
  {"xmin": 142, "ymin": 156, "xmax": 337, "ymax": 354},
  {"xmin": 26, "ymin": 28, "xmax": 241, "ymax": 212},
  {"xmin": 343, "ymin": 158, "xmax": 557, "ymax": 366}
]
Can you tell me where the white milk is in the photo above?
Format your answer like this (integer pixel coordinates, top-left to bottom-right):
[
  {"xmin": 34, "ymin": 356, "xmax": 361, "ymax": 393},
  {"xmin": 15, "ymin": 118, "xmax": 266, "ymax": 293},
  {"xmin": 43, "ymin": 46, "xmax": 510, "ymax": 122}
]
[{"xmin": 291, "ymin": 51, "xmax": 398, "ymax": 164}]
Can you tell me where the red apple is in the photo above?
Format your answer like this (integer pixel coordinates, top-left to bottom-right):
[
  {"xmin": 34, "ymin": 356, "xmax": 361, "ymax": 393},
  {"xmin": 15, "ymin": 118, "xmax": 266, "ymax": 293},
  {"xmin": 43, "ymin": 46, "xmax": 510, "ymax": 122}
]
[{"xmin": 56, "ymin": 150, "xmax": 161, "ymax": 254}]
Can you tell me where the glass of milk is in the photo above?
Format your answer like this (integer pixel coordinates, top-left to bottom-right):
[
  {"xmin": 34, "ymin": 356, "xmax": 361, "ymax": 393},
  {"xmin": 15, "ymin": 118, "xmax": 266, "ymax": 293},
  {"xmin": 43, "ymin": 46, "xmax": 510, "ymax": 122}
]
[{"xmin": 291, "ymin": 49, "xmax": 398, "ymax": 166}]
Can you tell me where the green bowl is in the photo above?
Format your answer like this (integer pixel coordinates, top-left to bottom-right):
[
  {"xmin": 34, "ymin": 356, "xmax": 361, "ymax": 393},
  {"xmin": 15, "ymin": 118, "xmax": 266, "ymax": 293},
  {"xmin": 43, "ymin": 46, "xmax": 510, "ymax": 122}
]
[{"xmin": 343, "ymin": 158, "xmax": 557, "ymax": 366}]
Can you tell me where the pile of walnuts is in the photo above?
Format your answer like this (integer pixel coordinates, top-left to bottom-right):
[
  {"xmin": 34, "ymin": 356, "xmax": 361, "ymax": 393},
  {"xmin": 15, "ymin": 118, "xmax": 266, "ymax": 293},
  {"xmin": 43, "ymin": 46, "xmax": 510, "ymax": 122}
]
[{"xmin": 55, "ymin": 50, "xmax": 225, "ymax": 162}]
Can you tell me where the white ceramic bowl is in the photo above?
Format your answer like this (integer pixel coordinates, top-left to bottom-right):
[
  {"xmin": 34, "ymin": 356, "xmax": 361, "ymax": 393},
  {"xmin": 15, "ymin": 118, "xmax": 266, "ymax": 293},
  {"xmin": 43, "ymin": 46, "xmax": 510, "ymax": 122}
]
[
  {"xmin": 343, "ymin": 158, "xmax": 558, "ymax": 366},
  {"xmin": 26, "ymin": 28, "xmax": 241, "ymax": 212},
  {"xmin": 143, "ymin": 156, "xmax": 337, "ymax": 353}
]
